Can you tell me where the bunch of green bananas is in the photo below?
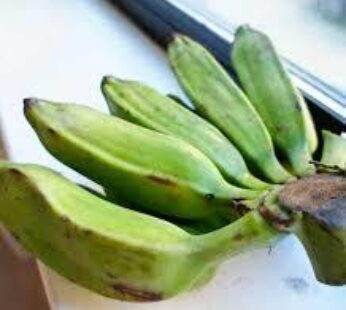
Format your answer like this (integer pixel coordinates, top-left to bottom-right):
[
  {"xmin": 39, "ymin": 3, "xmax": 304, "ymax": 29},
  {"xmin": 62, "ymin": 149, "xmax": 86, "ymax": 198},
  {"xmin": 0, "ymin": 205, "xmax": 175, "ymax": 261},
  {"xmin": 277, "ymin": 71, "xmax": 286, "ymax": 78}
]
[{"xmin": 0, "ymin": 26, "xmax": 345, "ymax": 302}]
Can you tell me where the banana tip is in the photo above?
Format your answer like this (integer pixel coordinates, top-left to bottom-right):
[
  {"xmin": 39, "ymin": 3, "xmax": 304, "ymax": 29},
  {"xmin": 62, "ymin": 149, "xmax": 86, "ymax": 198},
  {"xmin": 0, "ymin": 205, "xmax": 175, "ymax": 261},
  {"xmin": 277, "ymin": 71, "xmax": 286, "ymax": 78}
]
[
  {"xmin": 101, "ymin": 75, "xmax": 114, "ymax": 86},
  {"xmin": 101, "ymin": 76, "xmax": 126, "ymax": 89},
  {"xmin": 23, "ymin": 98, "xmax": 39, "ymax": 113},
  {"xmin": 170, "ymin": 33, "xmax": 189, "ymax": 45},
  {"xmin": 235, "ymin": 24, "xmax": 252, "ymax": 37}
]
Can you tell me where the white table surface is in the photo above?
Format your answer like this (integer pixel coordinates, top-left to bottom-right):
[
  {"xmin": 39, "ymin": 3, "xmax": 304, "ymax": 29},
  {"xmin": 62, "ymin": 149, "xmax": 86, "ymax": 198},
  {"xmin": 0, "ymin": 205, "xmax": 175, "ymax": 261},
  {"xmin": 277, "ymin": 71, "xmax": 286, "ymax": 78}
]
[{"xmin": 1, "ymin": 1, "xmax": 346, "ymax": 309}]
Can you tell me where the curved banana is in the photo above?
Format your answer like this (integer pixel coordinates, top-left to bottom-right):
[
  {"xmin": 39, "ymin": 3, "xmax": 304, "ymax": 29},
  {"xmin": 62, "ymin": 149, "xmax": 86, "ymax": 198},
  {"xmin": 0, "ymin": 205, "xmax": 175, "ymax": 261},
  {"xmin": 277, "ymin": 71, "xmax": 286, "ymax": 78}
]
[
  {"xmin": 0, "ymin": 162, "xmax": 278, "ymax": 301},
  {"xmin": 101, "ymin": 76, "xmax": 268, "ymax": 190},
  {"xmin": 24, "ymin": 99, "xmax": 259, "ymax": 222},
  {"xmin": 232, "ymin": 26, "xmax": 316, "ymax": 176},
  {"xmin": 168, "ymin": 35, "xmax": 292, "ymax": 184}
]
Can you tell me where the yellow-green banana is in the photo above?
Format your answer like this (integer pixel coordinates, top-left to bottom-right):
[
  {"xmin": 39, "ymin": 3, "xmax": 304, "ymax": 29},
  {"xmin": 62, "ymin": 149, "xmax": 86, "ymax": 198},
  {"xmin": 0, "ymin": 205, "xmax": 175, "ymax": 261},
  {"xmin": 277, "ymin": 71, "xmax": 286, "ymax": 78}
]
[
  {"xmin": 168, "ymin": 35, "xmax": 292, "ymax": 184},
  {"xmin": 232, "ymin": 26, "xmax": 317, "ymax": 176},
  {"xmin": 0, "ymin": 162, "xmax": 278, "ymax": 301},
  {"xmin": 24, "ymin": 99, "xmax": 259, "ymax": 222},
  {"xmin": 101, "ymin": 76, "xmax": 268, "ymax": 190}
]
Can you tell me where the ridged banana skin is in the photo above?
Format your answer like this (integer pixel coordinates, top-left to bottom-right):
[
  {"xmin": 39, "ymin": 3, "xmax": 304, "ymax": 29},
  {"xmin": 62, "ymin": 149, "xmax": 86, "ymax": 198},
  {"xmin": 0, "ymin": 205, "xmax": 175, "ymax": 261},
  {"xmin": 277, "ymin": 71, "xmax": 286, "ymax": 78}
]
[
  {"xmin": 232, "ymin": 26, "xmax": 316, "ymax": 176},
  {"xmin": 101, "ymin": 76, "xmax": 268, "ymax": 190},
  {"xmin": 168, "ymin": 35, "xmax": 292, "ymax": 184},
  {"xmin": 321, "ymin": 131, "xmax": 346, "ymax": 169},
  {"xmin": 301, "ymin": 94, "xmax": 318, "ymax": 154},
  {"xmin": 0, "ymin": 163, "xmax": 211, "ymax": 301},
  {"xmin": 0, "ymin": 163, "xmax": 278, "ymax": 300},
  {"xmin": 24, "ymin": 99, "xmax": 258, "ymax": 221}
]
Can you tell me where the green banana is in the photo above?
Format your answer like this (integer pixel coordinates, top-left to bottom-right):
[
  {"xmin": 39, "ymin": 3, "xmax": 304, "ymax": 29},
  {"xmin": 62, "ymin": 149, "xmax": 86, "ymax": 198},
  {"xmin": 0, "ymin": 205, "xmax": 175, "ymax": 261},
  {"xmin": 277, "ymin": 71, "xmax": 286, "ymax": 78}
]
[
  {"xmin": 24, "ymin": 99, "xmax": 259, "ymax": 222},
  {"xmin": 232, "ymin": 26, "xmax": 316, "ymax": 176},
  {"xmin": 321, "ymin": 130, "xmax": 346, "ymax": 169},
  {"xmin": 0, "ymin": 162, "xmax": 278, "ymax": 301},
  {"xmin": 101, "ymin": 76, "xmax": 268, "ymax": 190},
  {"xmin": 168, "ymin": 35, "xmax": 292, "ymax": 184}
]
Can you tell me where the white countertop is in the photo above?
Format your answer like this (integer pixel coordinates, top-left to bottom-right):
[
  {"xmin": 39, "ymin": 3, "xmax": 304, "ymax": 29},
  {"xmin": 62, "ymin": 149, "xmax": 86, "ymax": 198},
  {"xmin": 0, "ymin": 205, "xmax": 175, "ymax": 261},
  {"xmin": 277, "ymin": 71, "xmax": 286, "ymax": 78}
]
[{"xmin": 1, "ymin": 1, "xmax": 346, "ymax": 309}]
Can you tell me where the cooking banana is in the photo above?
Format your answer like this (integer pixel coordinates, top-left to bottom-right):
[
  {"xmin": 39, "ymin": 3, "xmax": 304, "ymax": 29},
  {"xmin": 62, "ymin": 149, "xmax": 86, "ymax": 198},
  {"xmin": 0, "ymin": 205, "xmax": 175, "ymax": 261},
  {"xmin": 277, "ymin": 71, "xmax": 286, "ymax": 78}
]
[{"xmin": 0, "ymin": 26, "xmax": 345, "ymax": 302}]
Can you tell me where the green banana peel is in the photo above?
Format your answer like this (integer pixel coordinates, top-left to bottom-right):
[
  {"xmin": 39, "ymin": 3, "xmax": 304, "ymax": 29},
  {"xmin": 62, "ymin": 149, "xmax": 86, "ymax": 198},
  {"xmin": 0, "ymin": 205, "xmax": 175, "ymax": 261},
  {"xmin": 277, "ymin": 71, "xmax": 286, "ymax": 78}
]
[
  {"xmin": 101, "ymin": 76, "xmax": 268, "ymax": 190},
  {"xmin": 168, "ymin": 34, "xmax": 292, "ymax": 184},
  {"xmin": 0, "ymin": 162, "xmax": 279, "ymax": 301},
  {"xmin": 24, "ymin": 99, "xmax": 259, "ymax": 223},
  {"xmin": 321, "ymin": 130, "xmax": 346, "ymax": 170},
  {"xmin": 232, "ymin": 26, "xmax": 315, "ymax": 177}
]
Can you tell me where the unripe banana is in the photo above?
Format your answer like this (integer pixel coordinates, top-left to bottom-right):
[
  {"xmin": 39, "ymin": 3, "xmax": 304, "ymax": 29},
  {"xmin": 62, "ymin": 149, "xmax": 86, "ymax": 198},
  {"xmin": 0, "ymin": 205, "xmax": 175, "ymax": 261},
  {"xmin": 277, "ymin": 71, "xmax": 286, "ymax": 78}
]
[
  {"xmin": 0, "ymin": 162, "xmax": 278, "ymax": 301},
  {"xmin": 24, "ymin": 99, "xmax": 259, "ymax": 222},
  {"xmin": 232, "ymin": 26, "xmax": 316, "ymax": 176},
  {"xmin": 321, "ymin": 130, "xmax": 346, "ymax": 169},
  {"xmin": 168, "ymin": 35, "xmax": 292, "ymax": 184},
  {"xmin": 101, "ymin": 76, "xmax": 268, "ymax": 190}
]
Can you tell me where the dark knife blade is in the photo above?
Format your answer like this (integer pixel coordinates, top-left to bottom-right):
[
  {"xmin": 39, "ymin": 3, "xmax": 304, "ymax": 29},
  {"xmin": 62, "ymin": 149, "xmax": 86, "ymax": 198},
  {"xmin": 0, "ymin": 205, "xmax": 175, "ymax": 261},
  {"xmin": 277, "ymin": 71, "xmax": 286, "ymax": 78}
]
[
  {"xmin": 0, "ymin": 126, "xmax": 52, "ymax": 310},
  {"xmin": 108, "ymin": 0, "xmax": 345, "ymax": 131}
]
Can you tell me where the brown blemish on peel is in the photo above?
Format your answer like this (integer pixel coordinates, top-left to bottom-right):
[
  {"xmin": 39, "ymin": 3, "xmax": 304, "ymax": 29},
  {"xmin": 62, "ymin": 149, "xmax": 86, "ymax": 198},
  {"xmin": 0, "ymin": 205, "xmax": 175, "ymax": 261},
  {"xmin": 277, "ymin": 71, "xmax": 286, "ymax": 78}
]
[
  {"xmin": 232, "ymin": 233, "xmax": 244, "ymax": 241},
  {"xmin": 47, "ymin": 128, "xmax": 57, "ymax": 135},
  {"xmin": 60, "ymin": 215, "xmax": 71, "ymax": 223},
  {"xmin": 204, "ymin": 193, "xmax": 215, "ymax": 201},
  {"xmin": 259, "ymin": 206, "xmax": 294, "ymax": 230},
  {"xmin": 147, "ymin": 175, "xmax": 176, "ymax": 186},
  {"xmin": 112, "ymin": 284, "xmax": 162, "ymax": 302},
  {"xmin": 9, "ymin": 168, "xmax": 23, "ymax": 177},
  {"xmin": 105, "ymin": 272, "xmax": 117, "ymax": 279},
  {"xmin": 83, "ymin": 228, "xmax": 92, "ymax": 236},
  {"xmin": 64, "ymin": 230, "xmax": 72, "ymax": 239},
  {"xmin": 231, "ymin": 200, "xmax": 251, "ymax": 216},
  {"xmin": 294, "ymin": 101, "xmax": 302, "ymax": 112},
  {"xmin": 23, "ymin": 98, "xmax": 36, "ymax": 112}
]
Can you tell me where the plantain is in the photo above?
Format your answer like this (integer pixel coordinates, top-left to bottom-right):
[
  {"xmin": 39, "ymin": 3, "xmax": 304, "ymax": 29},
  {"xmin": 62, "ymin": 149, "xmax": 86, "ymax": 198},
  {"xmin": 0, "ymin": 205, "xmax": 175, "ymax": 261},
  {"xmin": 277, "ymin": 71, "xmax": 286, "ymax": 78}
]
[
  {"xmin": 321, "ymin": 130, "xmax": 346, "ymax": 170},
  {"xmin": 101, "ymin": 76, "xmax": 268, "ymax": 190},
  {"xmin": 168, "ymin": 35, "xmax": 292, "ymax": 184},
  {"xmin": 0, "ymin": 162, "xmax": 278, "ymax": 301},
  {"xmin": 24, "ymin": 99, "xmax": 260, "ymax": 223},
  {"xmin": 232, "ymin": 26, "xmax": 317, "ymax": 176}
]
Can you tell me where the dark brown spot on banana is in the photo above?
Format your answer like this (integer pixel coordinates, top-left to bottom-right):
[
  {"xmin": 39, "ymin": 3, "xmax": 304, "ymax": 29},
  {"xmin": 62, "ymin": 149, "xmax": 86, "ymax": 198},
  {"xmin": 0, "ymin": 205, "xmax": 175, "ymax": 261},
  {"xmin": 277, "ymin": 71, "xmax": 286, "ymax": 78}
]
[
  {"xmin": 147, "ymin": 175, "xmax": 176, "ymax": 186},
  {"xmin": 294, "ymin": 101, "xmax": 302, "ymax": 112},
  {"xmin": 204, "ymin": 193, "xmax": 215, "ymax": 201},
  {"xmin": 231, "ymin": 200, "xmax": 251, "ymax": 216},
  {"xmin": 259, "ymin": 206, "xmax": 294, "ymax": 231},
  {"xmin": 232, "ymin": 233, "xmax": 244, "ymax": 241},
  {"xmin": 47, "ymin": 128, "xmax": 57, "ymax": 135},
  {"xmin": 83, "ymin": 228, "xmax": 93, "ymax": 236},
  {"xmin": 60, "ymin": 215, "xmax": 72, "ymax": 225},
  {"xmin": 9, "ymin": 168, "xmax": 23, "ymax": 177},
  {"xmin": 111, "ymin": 284, "xmax": 162, "ymax": 302},
  {"xmin": 23, "ymin": 98, "xmax": 37, "ymax": 112},
  {"xmin": 105, "ymin": 272, "xmax": 117, "ymax": 279},
  {"xmin": 64, "ymin": 230, "xmax": 72, "ymax": 239}
]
